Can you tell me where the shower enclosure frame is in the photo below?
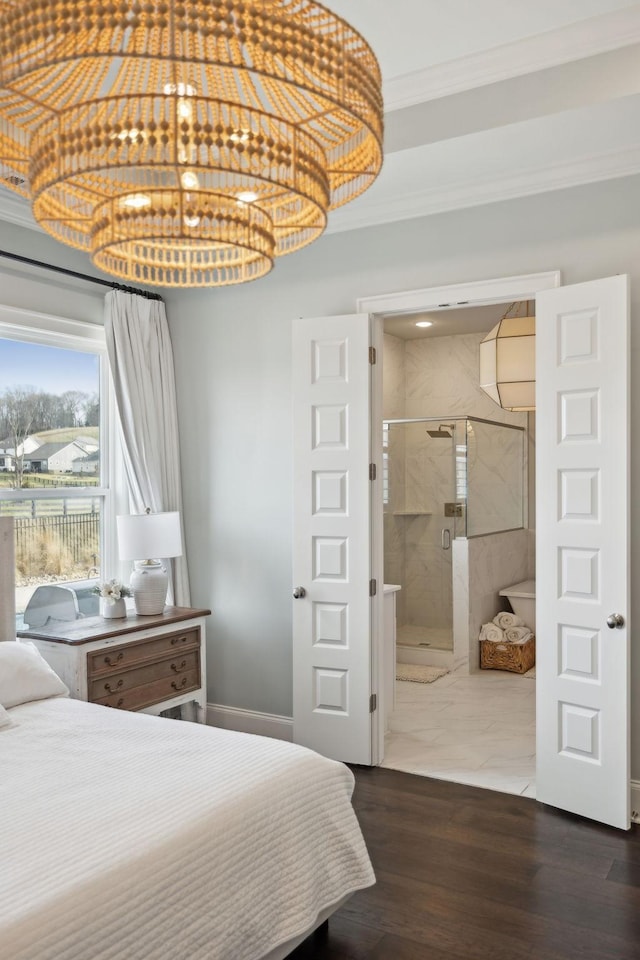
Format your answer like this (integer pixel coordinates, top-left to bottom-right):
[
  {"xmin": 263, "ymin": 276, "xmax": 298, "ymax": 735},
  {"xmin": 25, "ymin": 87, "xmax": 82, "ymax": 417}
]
[{"xmin": 383, "ymin": 415, "xmax": 527, "ymax": 537}]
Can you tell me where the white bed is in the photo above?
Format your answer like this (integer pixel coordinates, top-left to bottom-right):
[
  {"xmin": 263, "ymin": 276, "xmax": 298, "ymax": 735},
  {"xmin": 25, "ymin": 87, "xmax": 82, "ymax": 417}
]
[{"xmin": 0, "ymin": 696, "xmax": 374, "ymax": 960}]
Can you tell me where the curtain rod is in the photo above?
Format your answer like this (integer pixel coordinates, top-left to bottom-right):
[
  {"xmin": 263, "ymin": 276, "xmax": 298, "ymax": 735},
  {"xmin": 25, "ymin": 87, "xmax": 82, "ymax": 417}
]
[{"xmin": 0, "ymin": 249, "xmax": 163, "ymax": 301}]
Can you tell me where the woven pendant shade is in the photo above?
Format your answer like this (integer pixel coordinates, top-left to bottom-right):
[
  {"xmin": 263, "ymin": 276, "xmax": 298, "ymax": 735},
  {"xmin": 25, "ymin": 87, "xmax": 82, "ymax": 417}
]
[{"xmin": 0, "ymin": 1, "xmax": 383, "ymax": 287}]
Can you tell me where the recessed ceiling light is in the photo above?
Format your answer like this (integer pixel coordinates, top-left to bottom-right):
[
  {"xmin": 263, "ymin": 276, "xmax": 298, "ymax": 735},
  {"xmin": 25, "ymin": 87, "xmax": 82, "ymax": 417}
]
[{"xmin": 415, "ymin": 320, "xmax": 433, "ymax": 328}]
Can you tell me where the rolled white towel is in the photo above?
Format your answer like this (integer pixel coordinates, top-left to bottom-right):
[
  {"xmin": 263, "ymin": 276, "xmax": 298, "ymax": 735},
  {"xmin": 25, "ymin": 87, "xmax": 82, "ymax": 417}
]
[
  {"xmin": 493, "ymin": 611, "xmax": 524, "ymax": 629},
  {"xmin": 479, "ymin": 622, "xmax": 504, "ymax": 643},
  {"xmin": 503, "ymin": 626, "xmax": 533, "ymax": 644}
]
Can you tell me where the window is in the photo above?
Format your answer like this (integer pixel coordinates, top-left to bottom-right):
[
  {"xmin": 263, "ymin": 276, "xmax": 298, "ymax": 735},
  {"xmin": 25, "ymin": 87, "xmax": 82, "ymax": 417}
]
[{"xmin": 0, "ymin": 306, "xmax": 117, "ymax": 625}]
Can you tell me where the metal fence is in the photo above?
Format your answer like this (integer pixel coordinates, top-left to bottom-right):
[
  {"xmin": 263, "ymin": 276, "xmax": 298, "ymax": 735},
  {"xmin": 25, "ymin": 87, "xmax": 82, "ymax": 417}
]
[{"xmin": 14, "ymin": 512, "xmax": 99, "ymax": 570}]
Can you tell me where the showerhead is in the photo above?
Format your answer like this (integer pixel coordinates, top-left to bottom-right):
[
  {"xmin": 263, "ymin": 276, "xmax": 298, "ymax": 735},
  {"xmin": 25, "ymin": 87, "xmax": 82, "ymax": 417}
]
[{"xmin": 426, "ymin": 424, "xmax": 453, "ymax": 438}]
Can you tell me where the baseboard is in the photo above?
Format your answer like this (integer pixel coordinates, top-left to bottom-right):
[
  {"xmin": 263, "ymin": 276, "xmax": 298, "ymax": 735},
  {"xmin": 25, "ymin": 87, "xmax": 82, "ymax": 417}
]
[
  {"xmin": 206, "ymin": 703, "xmax": 293, "ymax": 742},
  {"xmin": 204, "ymin": 708, "xmax": 640, "ymax": 818},
  {"xmin": 631, "ymin": 780, "xmax": 640, "ymax": 824}
]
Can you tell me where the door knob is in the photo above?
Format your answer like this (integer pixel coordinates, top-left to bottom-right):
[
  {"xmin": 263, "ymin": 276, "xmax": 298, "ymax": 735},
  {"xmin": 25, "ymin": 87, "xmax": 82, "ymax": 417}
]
[
  {"xmin": 606, "ymin": 613, "xmax": 625, "ymax": 629},
  {"xmin": 293, "ymin": 587, "xmax": 306, "ymax": 599}
]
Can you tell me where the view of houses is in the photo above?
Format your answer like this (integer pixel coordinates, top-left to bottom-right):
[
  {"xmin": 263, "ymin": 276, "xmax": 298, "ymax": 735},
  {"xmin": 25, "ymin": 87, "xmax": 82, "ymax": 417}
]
[{"xmin": 0, "ymin": 434, "xmax": 99, "ymax": 476}]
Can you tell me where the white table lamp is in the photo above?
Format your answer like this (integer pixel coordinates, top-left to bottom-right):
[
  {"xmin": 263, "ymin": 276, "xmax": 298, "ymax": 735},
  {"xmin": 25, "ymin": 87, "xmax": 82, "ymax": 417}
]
[{"xmin": 117, "ymin": 511, "xmax": 183, "ymax": 616}]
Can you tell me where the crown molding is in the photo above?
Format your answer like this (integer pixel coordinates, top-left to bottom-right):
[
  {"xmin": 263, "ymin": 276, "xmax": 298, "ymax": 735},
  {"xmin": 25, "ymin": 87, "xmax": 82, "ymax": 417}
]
[
  {"xmin": 384, "ymin": 6, "xmax": 640, "ymax": 112},
  {"xmin": 326, "ymin": 144, "xmax": 640, "ymax": 235},
  {"xmin": 0, "ymin": 190, "xmax": 41, "ymax": 233}
]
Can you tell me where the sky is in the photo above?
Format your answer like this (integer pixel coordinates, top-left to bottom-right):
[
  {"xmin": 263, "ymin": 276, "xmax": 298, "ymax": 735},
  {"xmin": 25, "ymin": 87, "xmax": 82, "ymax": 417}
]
[{"xmin": 0, "ymin": 338, "xmax": 100, "ymax": 396}]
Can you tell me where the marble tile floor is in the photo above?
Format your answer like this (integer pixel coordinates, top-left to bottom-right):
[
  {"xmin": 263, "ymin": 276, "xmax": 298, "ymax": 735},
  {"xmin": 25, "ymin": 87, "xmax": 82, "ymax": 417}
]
[
  {"xmin": 382, "ymin": 668, "xmax": 536, "ymax": 798},
  {"xmin": 396, "ymin": 623, "xmax": 453, "ymax": 651}
]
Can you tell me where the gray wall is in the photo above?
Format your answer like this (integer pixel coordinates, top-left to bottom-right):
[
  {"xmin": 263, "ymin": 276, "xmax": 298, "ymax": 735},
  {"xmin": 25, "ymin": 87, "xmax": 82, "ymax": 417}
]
[
  {"xmin": 1, "ymin": 172, "xmax": 639, "ymax": 774},
  {"xmin": 0, "ymin": 229, "xmax": 105, "ymax": 325},
  {"xmin": 163, "ymin": 173, "xmax": 640, "ymax": 775}
]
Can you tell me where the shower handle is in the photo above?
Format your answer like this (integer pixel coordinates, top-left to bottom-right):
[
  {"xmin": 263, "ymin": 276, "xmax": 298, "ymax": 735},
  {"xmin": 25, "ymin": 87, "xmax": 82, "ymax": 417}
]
[{"xmin": 441, "ymin": 529, "xmax": 451, "ymax": 550}]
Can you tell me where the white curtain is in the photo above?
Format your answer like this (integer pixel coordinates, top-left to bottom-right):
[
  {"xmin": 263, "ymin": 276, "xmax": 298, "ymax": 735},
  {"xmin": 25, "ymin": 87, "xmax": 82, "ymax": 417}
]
[{"xmin": 104, "ymin": 290, "xmax": 190, "ymax": 606}]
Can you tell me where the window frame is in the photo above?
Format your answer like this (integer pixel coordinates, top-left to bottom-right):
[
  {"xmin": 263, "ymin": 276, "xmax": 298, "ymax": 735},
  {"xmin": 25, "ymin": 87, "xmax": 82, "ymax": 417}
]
[{"xmin": 0, "ymin": 302, "xmax": 122, "ymax": 582}]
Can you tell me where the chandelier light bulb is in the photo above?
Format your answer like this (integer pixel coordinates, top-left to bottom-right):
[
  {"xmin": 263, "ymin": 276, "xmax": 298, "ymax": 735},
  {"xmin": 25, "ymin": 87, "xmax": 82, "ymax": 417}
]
[
  {"xmin": 120, "ymin": 194, "xmax": 152, "ymax": 210},
  {"xmin": 177, "ymin": 99, "xmax": 193, "ymax": 121},
  {"xmin": 237, "ymin": 191, "xmax": 259, "ymax": 205},
  {"xmin": 163, "ymin": 82, "xmax": 197, "ymax": 98},
  {"xmin": 181, "ymin": 171, "xmax": 200, "ymax": 190}
]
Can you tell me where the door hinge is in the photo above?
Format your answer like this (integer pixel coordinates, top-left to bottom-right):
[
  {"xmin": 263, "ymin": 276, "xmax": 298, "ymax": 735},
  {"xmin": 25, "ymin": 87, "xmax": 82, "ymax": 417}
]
[
  {"xmin": 369, "ymin": 578, "xmax": 377, "ymax": 597},
  {"xmin": 369, "ymin": 346, "xmax": 377, "ymax": 365},
  {"xmin": 369, "ymin": 462, "xmax": 377, "ymax": 481},
  {"xmin": 369, "ymin": 693, "xmax": 377, "ymax": 713}
]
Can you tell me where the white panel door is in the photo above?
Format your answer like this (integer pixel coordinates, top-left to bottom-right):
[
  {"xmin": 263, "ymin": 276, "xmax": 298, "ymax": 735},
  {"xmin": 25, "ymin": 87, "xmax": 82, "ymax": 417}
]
[
  {"xmin": 292, "ymin": 314, "xmax": 373, "ymax": 764},
  {"xmin": 536, "ymin": 276, "xmax": 629, "ymax": 829}
]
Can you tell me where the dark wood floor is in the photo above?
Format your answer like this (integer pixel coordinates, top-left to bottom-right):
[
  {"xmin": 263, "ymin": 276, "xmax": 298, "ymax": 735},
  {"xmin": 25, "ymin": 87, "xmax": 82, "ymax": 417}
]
[{"xmin": 289, "ymin": 767, "xmax": 640, "ymax": 960}]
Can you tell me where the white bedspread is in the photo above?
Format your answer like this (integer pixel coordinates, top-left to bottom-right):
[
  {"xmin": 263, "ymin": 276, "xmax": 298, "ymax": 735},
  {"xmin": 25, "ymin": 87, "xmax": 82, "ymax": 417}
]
[{"xmin": 0, "ymin": 698, "xmax": 374, "ymax": 960}]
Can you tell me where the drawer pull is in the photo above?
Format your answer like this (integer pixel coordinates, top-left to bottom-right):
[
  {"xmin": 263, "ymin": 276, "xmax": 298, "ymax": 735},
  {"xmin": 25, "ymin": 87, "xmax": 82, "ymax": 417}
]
[
  {"xmin": 116, "ymin": 698, "xmax": 124, "ymax": 707},
  {"xmin": 170, "ymin": 635, "xmax": 188, "ymax": 646},
  {"xmin": 103, "ymin": 652, "xmax": 124, "ymax": 667},
  {"xmin": 171, "ymin": 677, "xmax": 188, "ymax": 691},
  {"xmin": 104, "ymin": 679, "xmax": 124, "ymax": 693},
  {"xmin": 170, "ymin": 659, "xmax": 187, "ymax": 673}
]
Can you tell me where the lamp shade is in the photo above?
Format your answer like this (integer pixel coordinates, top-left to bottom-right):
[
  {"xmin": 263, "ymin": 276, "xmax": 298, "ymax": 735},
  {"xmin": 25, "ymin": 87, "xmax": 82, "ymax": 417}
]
[
  {"xmin": 117, "ymin": 511, "xmax": 183, "ymax": 562},
  {"xmin": 479, "ymin": 314, "xmax": 536, "ymax": 412}
]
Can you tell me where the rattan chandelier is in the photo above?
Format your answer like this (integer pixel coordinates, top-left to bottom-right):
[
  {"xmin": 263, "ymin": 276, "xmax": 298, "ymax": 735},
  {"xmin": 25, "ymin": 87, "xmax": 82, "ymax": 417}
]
[{"xmin": 0, "ymin": 1, "xmax": 383, "ymax": 287}]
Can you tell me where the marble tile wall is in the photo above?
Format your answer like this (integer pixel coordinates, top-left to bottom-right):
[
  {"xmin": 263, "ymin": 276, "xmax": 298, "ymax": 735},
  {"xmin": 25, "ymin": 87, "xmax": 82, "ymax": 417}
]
[
  {"xmin": 403, "ymin": 421, "xmax": 454, "ymax": 629},
  {"xmin": 467, "ymin": 528, "xmax": 530, "ymax": 670},
  {"xmin": 383, "ymin": 330, "xmax": 533, "ymax": 649},
  {"xmin": 403, "ymin": 330, "xmax": 529, "ymax": 543},
  {"xmin": 383, "ymin": 333, "xmax": 406, "ymax": 420},
  {"xmin": 467, "ymin": 421, "xmax": 525, "ymax": 536},
  {"xmin": 404, "ymin": 332, "xmax": 527, "ymax": 427},
  {"xmin": 384, "ymin": 415, "xmax": 455, "ymax": 633},
  {"xmin": 383, "ymin": 334, "xmax": 406, "ymax": 619}
]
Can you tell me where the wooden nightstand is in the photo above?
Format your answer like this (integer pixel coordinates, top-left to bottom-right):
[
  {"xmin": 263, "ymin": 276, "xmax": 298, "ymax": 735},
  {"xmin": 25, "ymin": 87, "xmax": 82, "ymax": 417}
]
[{"xmin": 18, "ymin": 605, "xmax": 211, "ymax": 723}]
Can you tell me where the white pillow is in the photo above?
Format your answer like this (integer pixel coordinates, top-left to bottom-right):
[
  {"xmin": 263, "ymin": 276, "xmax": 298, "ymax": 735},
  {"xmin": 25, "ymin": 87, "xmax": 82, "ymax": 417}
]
[
  {"xmin": 0, "ymin": 703, "xmax": 13, "ymax": 730},
  {"xmin": 0, "ymin": 641, "xmax": 69, "ymax": 708}
]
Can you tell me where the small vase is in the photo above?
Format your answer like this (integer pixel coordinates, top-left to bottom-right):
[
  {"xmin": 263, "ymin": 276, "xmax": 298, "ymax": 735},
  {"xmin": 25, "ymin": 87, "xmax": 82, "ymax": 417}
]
[{"xmin": 100, "ymin": 597, "xmax": 127, "ymax": 619}]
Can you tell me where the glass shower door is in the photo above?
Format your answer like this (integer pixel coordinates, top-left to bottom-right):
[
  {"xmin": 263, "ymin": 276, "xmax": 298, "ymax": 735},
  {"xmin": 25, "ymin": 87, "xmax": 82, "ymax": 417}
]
[{"xmin": 383, "ymin": 420, "xmax": 458, "ymax": 653}]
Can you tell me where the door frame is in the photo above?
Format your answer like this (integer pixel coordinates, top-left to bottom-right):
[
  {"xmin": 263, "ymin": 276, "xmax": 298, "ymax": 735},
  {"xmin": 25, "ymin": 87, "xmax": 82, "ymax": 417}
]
[{"xmin": 357, "ymin": 271, "xmax": 561, "ymax": 764}]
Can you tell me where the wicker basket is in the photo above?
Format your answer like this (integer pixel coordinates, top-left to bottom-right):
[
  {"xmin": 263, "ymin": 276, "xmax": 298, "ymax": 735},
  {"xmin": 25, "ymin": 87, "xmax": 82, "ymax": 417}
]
[{"xmin": 480, "ymin": 636, "xmax": 535, "ymax": 674}]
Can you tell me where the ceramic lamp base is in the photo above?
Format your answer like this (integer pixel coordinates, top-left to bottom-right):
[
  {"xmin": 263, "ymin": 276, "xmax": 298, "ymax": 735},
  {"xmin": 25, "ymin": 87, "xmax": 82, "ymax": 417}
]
[{"xmin": 130, "ymin": 560, "xmax": 168, "ymax": 615}]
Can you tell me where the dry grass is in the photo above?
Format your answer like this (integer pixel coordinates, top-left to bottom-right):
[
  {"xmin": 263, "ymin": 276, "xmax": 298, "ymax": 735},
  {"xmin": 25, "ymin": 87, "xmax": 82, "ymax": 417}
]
[
  {"xmin": 15, "ymin": 527, "xmax": 98, "ymax": 580},
  {"xmin": 32, "ymin": 426, "xmax": 99, "ymax": 444}
]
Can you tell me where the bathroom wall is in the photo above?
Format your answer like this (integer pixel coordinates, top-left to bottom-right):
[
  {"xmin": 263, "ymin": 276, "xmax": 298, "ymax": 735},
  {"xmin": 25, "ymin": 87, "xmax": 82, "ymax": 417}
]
[
  {"xmin": 383, "ymin": 329, "xmax": 530, "ymax": 640},
  {"xmin": 466, "ymin": 419, "xmax": 525, "ymax": 536},
  {"xmin": 385, "ymin": 419, "xmax": 456, "ymax": 633},
  {"xmin": 382, "ymin": 333, "xmax": 407, "ymax": 621},
  {"xmin": 403, "ymin": 331, "xmax": 526, "ymax": 426},
  {"xmin": 383, "ymin": 332, "xmax": 405, "ymax": 419},
  {"xmin": 452, "ymin": 529, "xmax": 530, "ymax": 671}
]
